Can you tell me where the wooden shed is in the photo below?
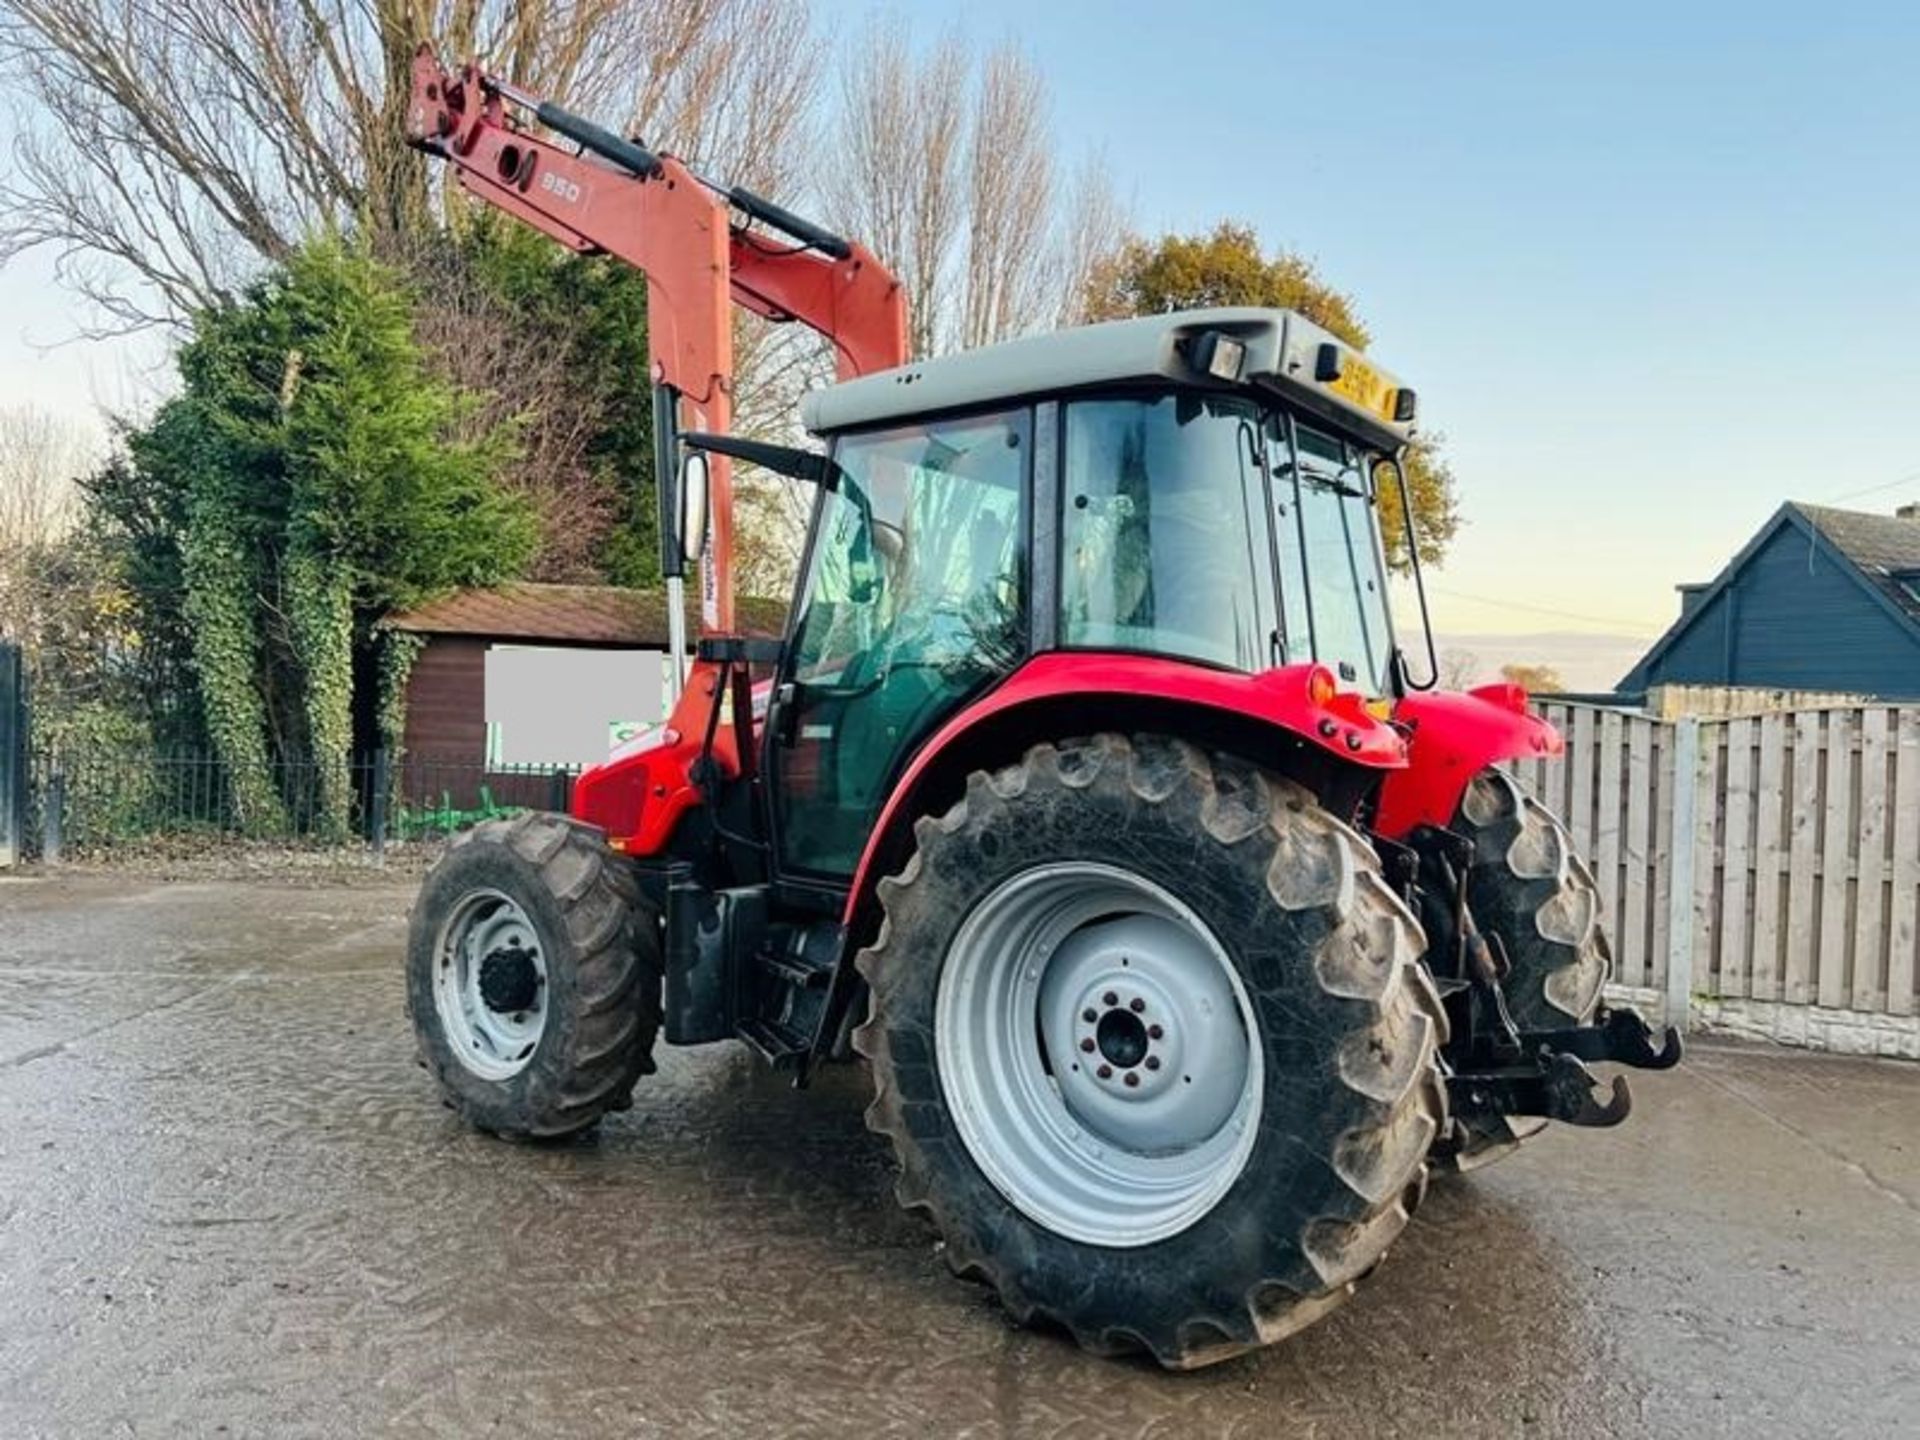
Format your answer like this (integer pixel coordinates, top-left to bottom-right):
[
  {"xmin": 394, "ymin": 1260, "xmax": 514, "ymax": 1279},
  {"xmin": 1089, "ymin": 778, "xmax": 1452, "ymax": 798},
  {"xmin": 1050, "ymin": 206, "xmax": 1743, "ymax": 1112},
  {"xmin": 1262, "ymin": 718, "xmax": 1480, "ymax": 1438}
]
[{"xmin": 381, "ymin": 582, "xmax": 787, "ymax": 811}]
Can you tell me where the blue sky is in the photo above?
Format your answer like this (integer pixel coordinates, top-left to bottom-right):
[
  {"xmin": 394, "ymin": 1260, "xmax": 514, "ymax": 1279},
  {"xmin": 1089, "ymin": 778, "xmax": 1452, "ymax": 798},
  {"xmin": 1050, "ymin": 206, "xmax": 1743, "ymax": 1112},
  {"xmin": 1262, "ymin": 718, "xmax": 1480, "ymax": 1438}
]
[
  {"xmin": 818, "ymin": 0, "xmax": 1920, "ymax": 639},
  {"xmin": 6, "ymin": 3, "xmax": 1919, "ymax": 645}
]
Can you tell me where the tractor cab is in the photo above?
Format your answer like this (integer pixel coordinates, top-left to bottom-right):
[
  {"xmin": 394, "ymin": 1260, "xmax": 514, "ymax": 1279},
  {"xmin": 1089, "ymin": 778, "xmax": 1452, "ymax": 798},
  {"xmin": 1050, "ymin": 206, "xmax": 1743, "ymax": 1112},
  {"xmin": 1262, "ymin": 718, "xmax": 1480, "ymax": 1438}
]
[{"xmin": 757, "ymin": 307, "xmax": 1425, "ymax": 883}]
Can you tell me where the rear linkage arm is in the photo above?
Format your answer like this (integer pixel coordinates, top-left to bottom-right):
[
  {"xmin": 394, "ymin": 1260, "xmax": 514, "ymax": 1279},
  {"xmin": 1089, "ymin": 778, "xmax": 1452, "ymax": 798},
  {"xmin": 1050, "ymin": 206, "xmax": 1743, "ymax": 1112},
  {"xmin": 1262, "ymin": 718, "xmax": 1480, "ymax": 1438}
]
[{"xmin": 1391, "ymin": 824, "xmax": 1682, "ymax": 1130}]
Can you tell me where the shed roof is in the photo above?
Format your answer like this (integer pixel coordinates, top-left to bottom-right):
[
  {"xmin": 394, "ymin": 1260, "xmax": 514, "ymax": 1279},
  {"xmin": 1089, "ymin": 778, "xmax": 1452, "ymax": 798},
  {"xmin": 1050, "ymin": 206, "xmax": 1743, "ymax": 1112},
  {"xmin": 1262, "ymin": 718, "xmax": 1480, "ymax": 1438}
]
[{"xmin": 383, "ymin": 583, "xmax": 788, "ymax": 646}]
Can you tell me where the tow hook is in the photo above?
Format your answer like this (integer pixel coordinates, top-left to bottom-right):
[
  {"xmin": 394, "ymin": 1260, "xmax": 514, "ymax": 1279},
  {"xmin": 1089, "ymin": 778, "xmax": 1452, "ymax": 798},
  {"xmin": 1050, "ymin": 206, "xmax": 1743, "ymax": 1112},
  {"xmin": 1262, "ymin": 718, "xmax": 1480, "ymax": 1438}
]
[
  {"xmin": 1449, "ymin": 1051, "xmax": 1634, "ymax": 1128},
  {"xmin": 1519, "ymin": 1006, "xmax": 1684, "ymax": 1071},
  {"xmin": 1447, "ymin": 1006, "xmax": 1682, "ymax": 1128}
]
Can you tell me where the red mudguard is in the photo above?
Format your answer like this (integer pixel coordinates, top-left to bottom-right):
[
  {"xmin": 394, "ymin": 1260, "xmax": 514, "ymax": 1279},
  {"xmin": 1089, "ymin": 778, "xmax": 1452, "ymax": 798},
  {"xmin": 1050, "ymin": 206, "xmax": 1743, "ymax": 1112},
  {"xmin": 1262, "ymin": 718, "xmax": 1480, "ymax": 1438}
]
[
  {"xmin": 1371, "ymin": 683, "xmax": 1563, "ymax": 841},
  {"xmin": 840, "ymin": 653, "xmax": 1408, "ymax": 925}
]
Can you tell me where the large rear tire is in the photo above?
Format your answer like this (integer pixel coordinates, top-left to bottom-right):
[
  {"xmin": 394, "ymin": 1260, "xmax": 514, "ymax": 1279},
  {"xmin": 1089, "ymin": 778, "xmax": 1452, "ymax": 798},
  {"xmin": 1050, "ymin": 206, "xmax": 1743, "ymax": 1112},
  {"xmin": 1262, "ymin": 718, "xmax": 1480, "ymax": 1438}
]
[
  {"xmin": 406, "ymin": 812, "xmax": 661, "ymax": 1139},
  {"xmin": 856, "ymin": 734, "xmax": 1447, "ymax": 1368},
  {"xmin": 1440, "ymin": 768, "xmax": 1610, "ymax": 1169}
]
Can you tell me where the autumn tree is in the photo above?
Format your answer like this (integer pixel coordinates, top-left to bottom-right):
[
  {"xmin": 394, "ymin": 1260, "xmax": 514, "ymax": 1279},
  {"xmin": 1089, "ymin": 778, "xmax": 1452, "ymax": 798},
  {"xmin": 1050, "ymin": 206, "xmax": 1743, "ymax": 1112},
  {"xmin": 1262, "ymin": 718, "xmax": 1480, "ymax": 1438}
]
[
  {"xmin": 0, "ymin": 407, "xmax": 125, "ymax": 745},
  {"xmin": 1500, "ymin": 663, "xmax": 1565, "ymax": 694},
  {"xmin": 1084, "ymin": 221, "xmax": 1459, "ymax": 569}
]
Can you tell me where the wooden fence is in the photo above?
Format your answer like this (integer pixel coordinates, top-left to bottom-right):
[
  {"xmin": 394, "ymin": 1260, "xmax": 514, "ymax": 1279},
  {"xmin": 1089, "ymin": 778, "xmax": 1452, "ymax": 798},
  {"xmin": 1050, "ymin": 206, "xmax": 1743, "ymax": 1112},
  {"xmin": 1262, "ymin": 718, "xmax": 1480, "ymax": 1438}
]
[{"xmin": 1506, "ymin": 701, "xmax": 1920, "ymax": 1027}]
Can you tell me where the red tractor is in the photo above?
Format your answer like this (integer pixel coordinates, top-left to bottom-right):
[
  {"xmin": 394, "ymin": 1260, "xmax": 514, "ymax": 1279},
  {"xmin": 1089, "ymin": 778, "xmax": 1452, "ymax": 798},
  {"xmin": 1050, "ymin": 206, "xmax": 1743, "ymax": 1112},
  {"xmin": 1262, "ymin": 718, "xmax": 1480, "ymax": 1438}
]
[{"xmin": 402, "ymin": 52, "xmax": 1680, "ymax": 1368}]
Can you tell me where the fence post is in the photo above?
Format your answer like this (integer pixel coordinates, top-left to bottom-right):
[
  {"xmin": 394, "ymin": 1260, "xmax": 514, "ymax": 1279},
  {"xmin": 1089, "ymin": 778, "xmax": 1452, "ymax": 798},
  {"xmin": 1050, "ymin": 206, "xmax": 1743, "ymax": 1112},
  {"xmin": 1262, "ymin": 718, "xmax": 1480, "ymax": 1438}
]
[
  {"xmin": 369, "ymin": 748, "xmax": 390, "ymax": 868},
  {"xmin": 42, "ymin": 767, "xmax": 64, "ymax": 866},
  {"xmin": 548, "ymin": 766, "xmax": 570, "ymax": 814},
  {"xmin": 1664, "ymin": 717, "xmax": 1700, "ymax": 1033},
  {"xmin": 0, "ymin": 643, "xmax": 23, "ymax": 868}
]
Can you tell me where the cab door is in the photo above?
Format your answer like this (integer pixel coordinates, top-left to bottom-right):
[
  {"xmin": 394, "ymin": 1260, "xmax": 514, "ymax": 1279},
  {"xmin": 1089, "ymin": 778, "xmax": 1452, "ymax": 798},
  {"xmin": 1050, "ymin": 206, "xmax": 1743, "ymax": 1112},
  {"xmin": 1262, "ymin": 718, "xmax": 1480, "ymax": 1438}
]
[{"xmin": 768, "ymin": 408, "xmax": 1030, "ymax": 880}]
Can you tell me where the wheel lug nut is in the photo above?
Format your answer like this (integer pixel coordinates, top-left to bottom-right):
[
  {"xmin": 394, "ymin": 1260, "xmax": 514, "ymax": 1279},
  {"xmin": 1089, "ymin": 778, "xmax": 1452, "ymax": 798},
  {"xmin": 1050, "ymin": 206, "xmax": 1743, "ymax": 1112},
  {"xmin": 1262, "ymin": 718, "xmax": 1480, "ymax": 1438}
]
[
  {"xmin": 1148, "ymin": 1024, "xmax": 1163, "ymax": 1040},
  {"xmin": 1097, "ymin": 1064, "xmax": 1113, "ymax": 1080},
  {"xmin": 1102, "ymin": 991, "xmax": 1118, "ymax": 1007},
  {"xmin": 1079, "ymin": 1038, "xmax": 1095, "ymax": 1053},
  {"xmin": 1146, "ymin": 1056, "xmax": 1162, "ymax": 1071},
  {"xmin": 1082, "ymin": 1008, "xmax": 1098, "ymax": 1023},
  {"xmin": 1129, "ymin": 997, "xmax": 1145, "ymax": 1013},
  {"xmin": 1124, "ymin": 1072, "xmax": 1140, "ymax": 1087}
]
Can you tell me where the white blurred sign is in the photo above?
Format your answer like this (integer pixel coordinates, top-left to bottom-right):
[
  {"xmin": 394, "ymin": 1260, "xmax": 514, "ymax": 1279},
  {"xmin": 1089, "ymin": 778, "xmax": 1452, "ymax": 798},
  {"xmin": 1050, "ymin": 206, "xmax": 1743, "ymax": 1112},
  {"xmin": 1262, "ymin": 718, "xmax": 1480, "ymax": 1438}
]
[{"xmin": 484, "ymin": 646, "xmax": 665, "ymax": 767}]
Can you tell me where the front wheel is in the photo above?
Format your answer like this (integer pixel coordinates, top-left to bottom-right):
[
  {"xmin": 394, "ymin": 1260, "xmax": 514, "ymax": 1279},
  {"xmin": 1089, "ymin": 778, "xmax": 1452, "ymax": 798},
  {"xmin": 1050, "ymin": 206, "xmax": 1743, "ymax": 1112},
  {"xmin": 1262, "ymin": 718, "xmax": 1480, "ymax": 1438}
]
[
  {"xmin": 856, "ymin": 734, "xmax": 1447, "ymax": 1368},
  {"xmin": 406, "ymin": 813, "xmax": 661, "ymax": 1139}
]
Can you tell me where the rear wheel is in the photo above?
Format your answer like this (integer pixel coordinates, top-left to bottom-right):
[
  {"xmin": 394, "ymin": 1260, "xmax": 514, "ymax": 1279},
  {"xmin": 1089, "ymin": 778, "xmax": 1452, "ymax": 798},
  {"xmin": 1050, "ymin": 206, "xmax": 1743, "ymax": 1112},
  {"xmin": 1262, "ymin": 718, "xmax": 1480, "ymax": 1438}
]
[
  {"xmin": 857, "ymin": 734, "xmax": 1447, "ymax": 1368},
  {"xmin": 1440, "ymin": 768, "xmax": 1611, "ymax": 1169},
  {"xmin": 406, "ymin": 813, "xmax": 661, "ymax": 1139}
]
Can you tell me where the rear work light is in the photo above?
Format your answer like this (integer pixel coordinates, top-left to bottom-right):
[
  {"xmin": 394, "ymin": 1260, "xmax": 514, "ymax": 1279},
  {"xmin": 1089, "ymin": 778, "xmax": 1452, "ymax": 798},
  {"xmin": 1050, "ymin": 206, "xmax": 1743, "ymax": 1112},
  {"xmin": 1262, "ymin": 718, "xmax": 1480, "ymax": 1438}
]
[{"xmin": 1190, "ymin": 330, "xmax": 1246, "ymax": 383}]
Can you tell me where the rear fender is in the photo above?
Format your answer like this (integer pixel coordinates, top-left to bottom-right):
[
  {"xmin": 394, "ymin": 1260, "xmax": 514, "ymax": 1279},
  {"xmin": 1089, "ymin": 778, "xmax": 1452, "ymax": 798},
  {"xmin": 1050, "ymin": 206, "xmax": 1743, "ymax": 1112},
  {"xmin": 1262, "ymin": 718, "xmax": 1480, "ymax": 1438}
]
[
  {"xmin": 1372, "ymin": 684, "xmax": 1562, "ymax": 841},
  {"xmin": 840, "ymin": 652, "xmax": 1408, "ymax": 938}
]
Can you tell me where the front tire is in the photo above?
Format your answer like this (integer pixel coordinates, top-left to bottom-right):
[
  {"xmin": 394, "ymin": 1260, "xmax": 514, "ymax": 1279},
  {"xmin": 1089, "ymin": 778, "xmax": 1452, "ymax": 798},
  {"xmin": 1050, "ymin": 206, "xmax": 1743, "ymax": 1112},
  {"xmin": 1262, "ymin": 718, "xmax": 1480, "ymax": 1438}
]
[
  {"xmin": 856, "ymin": 734, "xmax": 1447, "ymax": 1368},
  {"xmin": 406, "ymin": 812, "xmax": 661, "ymax": 1139}
]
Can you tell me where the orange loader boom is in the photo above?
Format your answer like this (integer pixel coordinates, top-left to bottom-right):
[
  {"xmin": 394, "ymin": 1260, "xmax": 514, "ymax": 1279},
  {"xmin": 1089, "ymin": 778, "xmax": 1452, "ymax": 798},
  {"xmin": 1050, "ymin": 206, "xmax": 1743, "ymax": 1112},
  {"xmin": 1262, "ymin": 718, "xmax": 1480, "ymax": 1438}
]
[{"xmin": 404, "ymin": 47, "xmax": 908, "ymax": 639}]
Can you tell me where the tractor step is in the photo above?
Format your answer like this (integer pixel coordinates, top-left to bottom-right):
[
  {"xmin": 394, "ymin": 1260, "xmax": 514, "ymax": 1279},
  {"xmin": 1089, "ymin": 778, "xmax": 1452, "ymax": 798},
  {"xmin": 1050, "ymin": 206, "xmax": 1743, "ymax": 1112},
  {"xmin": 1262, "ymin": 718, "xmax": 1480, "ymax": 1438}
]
[
  {"xmin": 755, "ymin": 946, "xmax": 833, "ymax": 990},
  {"xmin": 736, "ymin": 1016, "xmax": 811, "ymax": 1069}
]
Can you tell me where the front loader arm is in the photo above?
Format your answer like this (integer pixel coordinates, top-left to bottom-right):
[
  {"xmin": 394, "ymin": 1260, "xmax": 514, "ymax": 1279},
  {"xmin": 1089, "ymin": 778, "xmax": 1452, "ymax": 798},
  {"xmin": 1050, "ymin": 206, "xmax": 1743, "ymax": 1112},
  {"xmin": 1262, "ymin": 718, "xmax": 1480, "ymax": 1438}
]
[{"xmin": 404, "ymin": 48, "xmax": 908, "ymax": 635}]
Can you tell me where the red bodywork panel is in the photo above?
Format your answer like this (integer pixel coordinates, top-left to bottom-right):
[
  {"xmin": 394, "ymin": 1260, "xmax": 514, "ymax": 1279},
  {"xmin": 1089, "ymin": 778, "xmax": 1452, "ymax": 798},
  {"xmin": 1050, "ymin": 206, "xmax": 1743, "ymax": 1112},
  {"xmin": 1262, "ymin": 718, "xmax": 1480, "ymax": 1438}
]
[
  {"xmin": 837, "ymin": 654, "xmax": 1409, "ymax": 926},
  {"xmin": 571, "ymin": 659, "xmax": 756, "ymax": 854},
  {"xmin": 573, "ymin": 659, "xmax": 1562, "ymax": 916},
  {"xmin": 1371, "ymin": 683, "xmax": 1563, "ymax": 840}
]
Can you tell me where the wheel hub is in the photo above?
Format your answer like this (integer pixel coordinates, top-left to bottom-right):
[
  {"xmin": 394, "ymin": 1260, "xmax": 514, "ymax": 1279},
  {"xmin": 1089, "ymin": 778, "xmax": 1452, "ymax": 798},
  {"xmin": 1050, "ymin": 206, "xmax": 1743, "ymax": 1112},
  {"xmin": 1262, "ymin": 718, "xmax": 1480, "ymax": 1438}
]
[
  {"xmin": 1094, "ymin": 1006, "xmax": 1149, "ymax": 1069},
  {"xmin": 934, "ymin": 862, "xmax": 1263, "ymax": 1247},
  {"xmin": 1039, "ymin": 915, "xmax": 1249, "ymax": 1152},
  {"xmin": 478, "ymin": 942, "xmax": 541, "ymax": 1014},
  {"xmin": 431, "ymin": 888, "xmax": 551, "ymax": 1081}
]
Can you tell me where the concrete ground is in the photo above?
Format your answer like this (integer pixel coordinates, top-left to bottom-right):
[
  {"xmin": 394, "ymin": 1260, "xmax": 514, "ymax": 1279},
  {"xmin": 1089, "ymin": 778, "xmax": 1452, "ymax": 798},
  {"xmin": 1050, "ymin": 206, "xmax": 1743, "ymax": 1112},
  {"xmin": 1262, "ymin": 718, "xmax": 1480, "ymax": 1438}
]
[{"xmin": 1, "ymin": 874, "xmax": 1916, "ymax": 1439}]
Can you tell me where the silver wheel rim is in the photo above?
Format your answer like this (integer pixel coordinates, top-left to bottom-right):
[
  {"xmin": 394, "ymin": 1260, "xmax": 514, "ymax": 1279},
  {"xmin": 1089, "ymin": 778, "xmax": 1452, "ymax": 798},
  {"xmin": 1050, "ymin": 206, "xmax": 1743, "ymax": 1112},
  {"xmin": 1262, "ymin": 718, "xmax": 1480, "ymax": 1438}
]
[
  {"xmin": 934, "ymin": 862, "xmax": 1263, "ymax": 1247},
  {"xmin": 432, "ymin": 888, "xmax": 549, "ymax": 1081}
]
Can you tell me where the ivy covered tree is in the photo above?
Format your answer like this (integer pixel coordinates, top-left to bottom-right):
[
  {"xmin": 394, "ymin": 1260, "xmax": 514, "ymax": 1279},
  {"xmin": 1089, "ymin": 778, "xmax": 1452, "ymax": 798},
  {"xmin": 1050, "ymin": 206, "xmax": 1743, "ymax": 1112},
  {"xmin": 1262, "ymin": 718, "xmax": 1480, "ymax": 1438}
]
[{"xmin": 97, "ymin": 237, "xmax": 532, "ymax": 832}]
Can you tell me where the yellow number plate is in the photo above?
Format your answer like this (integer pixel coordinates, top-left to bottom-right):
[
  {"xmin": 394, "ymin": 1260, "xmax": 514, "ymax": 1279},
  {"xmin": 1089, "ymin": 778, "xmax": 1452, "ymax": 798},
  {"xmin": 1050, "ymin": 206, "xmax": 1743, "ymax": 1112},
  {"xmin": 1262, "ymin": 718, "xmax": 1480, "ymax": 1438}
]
[{"xmin": 1326, "ymin": 353, "xmax": 1398, "ymax": 425}]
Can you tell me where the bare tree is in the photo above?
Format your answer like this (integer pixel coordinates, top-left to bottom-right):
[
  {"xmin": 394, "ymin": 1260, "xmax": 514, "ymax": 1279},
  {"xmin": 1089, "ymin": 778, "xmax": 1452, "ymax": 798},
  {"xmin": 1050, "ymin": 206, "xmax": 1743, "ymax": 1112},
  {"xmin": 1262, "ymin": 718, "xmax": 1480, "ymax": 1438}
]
[
  {"xmin": 0, "ymin": 0, "xmax": 817, "ymax": 331},
  {"xmin": 828, "ymin": 18, "xmax": 967, "ymax": 359},
  {"xmin": 0, "ymin": 405, "xmax": 94, "ymax": 553},
  {"xmin": 1051, "ymin": 154, "xmax": 1127, "ymax": 330},
  {"xmin": 1437, "ymin": 648, "xmax": 1481, "ymax": 689},
  {"xmin": 825, "ymin": 20, "xmax": 1122, "ymax": 359},
  {"xmin": 0, "ymin": 404, "xmax": 101, "ymax": 645},
  {"xmin": 959, "ymin": 43, "xmax": 1054, "ymax": 350}
]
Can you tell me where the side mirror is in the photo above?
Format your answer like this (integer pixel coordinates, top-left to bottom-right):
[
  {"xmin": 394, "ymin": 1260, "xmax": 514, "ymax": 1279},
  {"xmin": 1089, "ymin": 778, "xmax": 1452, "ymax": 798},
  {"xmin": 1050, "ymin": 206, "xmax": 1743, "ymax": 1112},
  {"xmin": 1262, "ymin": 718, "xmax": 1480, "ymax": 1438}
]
[{"xmin": 676, "ymin": 450, "xmax": 710, "ymax": 572}]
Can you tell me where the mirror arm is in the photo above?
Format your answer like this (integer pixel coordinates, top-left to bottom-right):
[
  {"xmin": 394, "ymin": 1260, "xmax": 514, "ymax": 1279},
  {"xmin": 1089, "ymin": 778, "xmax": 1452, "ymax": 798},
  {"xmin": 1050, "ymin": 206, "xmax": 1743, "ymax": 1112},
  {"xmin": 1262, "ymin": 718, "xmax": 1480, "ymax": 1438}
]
[{"xmin": 680, "ymin": 431, "xmax": 829, "ymax": 487}]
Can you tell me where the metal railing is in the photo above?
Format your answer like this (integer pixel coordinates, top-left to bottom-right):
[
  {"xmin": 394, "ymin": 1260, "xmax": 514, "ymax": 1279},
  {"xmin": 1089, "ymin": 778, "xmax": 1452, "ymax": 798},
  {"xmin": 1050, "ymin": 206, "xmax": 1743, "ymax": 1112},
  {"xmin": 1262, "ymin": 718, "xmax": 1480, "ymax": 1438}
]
[{"xmin": 25, "ymin": 746, "xmax": 580, "ymax": 865}]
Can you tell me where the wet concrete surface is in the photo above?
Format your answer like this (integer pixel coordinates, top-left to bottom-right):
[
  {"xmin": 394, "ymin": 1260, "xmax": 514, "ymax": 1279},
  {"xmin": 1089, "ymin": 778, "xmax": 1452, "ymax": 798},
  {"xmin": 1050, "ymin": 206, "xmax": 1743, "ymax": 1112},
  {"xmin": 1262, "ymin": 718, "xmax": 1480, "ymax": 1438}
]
[{"xmin": 1, "ymin": 872, "xmax": 1915, "ymax": 1438}]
